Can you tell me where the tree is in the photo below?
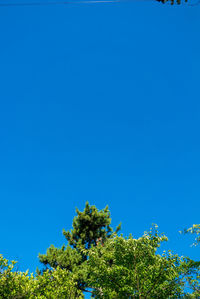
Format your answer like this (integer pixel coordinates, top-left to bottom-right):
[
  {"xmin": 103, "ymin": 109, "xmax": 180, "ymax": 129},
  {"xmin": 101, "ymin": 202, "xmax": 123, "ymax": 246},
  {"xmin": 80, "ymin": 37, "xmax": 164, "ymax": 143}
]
[
  {"xmin": 0, "ymin": 254, "xmax": 83, "ymax": 299},
  {"xmin": 31, "ymin": 268, "xmax": 83, "ymax": 298},
  {"xmin": 0, "ymin": 255, "xmax": 30, "ymax": 299},
  {"xmin": 86, "ymin": 226, "xmax": 200, "ymax": 298},
  {"xmin": 1, "ymin": 204, "xmax": 199, "ymax": 298},
  {"xmin": 63, "ymin": 201, "xmax": 120, "ymax": 250},
  {"xmin": 182, "ymin": 224, "xmax": 200, "ymax": 246},
  {"xmin": 157, "ymin": 0, "xmax": 188, "ymax": 4},
  {"xmin": 180, "ymin": 224, "xmax": 200, "ymax": 297},
  {"xmin": 39, "ymin": 202, "xmax": 121, "ymax": 293}
]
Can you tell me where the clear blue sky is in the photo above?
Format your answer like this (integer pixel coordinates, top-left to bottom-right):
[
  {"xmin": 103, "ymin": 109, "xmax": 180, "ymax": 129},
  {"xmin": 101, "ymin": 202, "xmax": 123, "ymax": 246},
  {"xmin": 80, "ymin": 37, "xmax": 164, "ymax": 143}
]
[{"xmin": 0, "ymin": 0, "xmax": 200, "ymax": 273}]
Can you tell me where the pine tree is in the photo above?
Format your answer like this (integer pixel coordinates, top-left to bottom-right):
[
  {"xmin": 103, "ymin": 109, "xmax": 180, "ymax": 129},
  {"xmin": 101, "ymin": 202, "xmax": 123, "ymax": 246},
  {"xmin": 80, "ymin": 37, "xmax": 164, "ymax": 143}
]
[{"xmin": 39, "ymin": 202, "xmax": 121, "ymax": 293}]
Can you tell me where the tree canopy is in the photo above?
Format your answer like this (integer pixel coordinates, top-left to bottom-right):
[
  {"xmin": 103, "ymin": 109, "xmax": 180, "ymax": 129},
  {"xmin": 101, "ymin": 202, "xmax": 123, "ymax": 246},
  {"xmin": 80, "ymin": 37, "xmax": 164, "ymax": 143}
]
[
  {"xmin": 0, "ymin": 203, "xmax": 200, "ymax": 298},
  {"xmin": 0, "ymin": 255, "xmax": 83, "ymax": 299},
  {"xmin": 182, "ymin": 224, "xmax": 200, "ymax": 247},
  {"xmin": 157, "ymin": 0, "xmax": 188, "ymax": 4},
  {"xmin": 86, "ymin": 228, "xmax": 200, "ymax": 298},
  {"xmin": 39, "ymin": 202, "xmax": 121, "ymax": 293}
]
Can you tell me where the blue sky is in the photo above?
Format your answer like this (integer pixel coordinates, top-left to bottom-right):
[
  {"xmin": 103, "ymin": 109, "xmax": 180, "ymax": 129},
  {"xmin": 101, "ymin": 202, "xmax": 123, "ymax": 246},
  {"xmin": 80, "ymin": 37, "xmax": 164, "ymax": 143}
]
[{"xmin": 0, "ymin": 0, "xmax": 200, "ymax": 273}]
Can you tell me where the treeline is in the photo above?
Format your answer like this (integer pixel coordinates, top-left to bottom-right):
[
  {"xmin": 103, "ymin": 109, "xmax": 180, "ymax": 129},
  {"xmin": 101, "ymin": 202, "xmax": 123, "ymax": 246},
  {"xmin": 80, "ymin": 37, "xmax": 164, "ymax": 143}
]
[
  {"xmin": 157, "ymin": 0, "xmax": 188, "ymax": 4},
  {"xmin": 1, "ymin": 203, "xmax": 199, "ymax": 298}
]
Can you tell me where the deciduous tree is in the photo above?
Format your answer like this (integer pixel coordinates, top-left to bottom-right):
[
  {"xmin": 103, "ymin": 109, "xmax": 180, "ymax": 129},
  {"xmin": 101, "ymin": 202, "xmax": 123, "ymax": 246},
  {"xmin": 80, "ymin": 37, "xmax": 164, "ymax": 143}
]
[{"xmin": 86, "ymin": 226, "xmax": 200, "ymax": 298}]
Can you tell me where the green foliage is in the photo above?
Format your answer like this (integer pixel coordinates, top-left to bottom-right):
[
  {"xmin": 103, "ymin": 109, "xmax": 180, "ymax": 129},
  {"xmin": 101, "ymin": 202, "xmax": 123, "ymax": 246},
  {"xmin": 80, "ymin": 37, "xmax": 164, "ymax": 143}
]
[
  {"xmin": 63, "ymin": 202, "xmax": 121, "ymax": 250},
  {"xmin": 157, "ymin": 0, "xmax": 188, "ymax": 5},
  {"xmin": 183, "ymin": 259, "xmax": 200, "ymax": 298},
  {"xmin": 0, "ymin": 255, "xmax": 31, "ymax": 299},
  {"xmin": 86, "ymin": 227, "xmax": 200, "ymax": 298},
  {"xmin": 31, "ymin": 268, "xmax": 83, "ymax": 298},
  {"xmin": 180, "ymin": 224, "xmax": 200, "ymax": 296},
  {"xmin": 0, "ymin": 255, "xmax": 83, "ymax": 299},
  {"xmin": 39, "ymin": 202, "xmax": 120, "ymax": 269},
  {"xmin": 181, "ymin": 224, "xmax": 200, "ymax": 246},
  {"xmin": 39, "ymin": 202, "xmax": 120, "ymax": 293},
  {"xmin": 1, "ymin": 204, "xmax": 200, "ymax": 298},
  {"xmin": 39, "ymin": 244, "xmax": 82, "ymax": 271}
]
